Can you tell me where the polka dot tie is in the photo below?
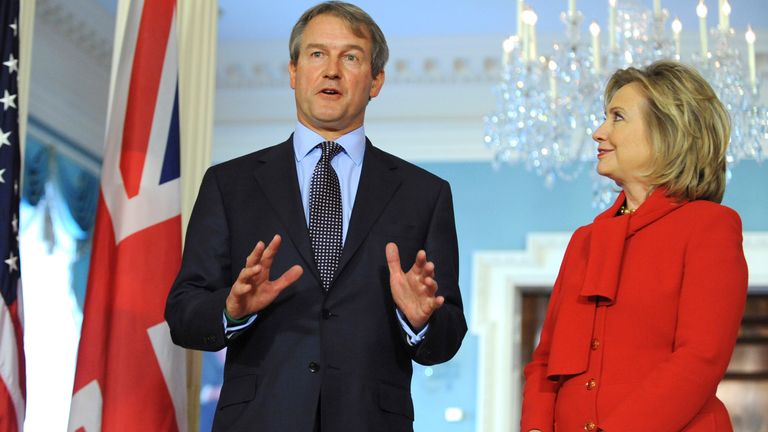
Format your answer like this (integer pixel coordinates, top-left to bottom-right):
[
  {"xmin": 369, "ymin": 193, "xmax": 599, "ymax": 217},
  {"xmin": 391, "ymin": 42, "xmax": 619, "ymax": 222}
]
[{"xmin": 309, "ymin": 141, "xmax": 343, "ymax": 291}]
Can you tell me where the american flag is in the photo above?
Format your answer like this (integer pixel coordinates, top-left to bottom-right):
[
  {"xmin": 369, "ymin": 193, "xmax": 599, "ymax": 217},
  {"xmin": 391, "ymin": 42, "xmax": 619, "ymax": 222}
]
[
  {"xmin": 0, "ymin": 0, "xmax": 25, "ymax": 431},
  {"xmin": 68, "ymin": 0, "xmax": 187, "ymax": 430}
]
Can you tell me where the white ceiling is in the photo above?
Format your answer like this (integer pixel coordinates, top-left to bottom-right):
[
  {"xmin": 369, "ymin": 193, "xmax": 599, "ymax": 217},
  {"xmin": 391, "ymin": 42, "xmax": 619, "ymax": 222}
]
[
  {"xmin": 216, "ymin": 0, "xmax": 768, "ymax": 41},
  {"xmin": 93, "ymin": 1, "xmax": 768, "ymax": 42}
]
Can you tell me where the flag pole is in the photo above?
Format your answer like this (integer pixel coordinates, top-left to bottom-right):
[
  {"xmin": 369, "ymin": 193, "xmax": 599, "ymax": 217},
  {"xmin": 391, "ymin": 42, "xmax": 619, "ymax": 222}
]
[{"xmin": 17, "ymin": 0, "xmax": 34, "ymax": 162}]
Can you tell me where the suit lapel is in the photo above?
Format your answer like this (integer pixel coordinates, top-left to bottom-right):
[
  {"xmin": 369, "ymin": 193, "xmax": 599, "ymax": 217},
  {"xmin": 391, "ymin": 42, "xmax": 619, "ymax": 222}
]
[
  {"xmin": 336, "ymin": 141, "xmax": 401, "ymax": 278},
  {"xmin": 252, "ymin": 138, "xmax": 320, "ymax": 283}
]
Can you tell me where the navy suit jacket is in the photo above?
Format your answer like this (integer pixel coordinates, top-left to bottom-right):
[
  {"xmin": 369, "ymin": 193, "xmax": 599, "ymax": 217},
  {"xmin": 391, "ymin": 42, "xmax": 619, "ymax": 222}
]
[{"xmin": 165, "ymin": 137, "xmax": 467, "ymax": 432}]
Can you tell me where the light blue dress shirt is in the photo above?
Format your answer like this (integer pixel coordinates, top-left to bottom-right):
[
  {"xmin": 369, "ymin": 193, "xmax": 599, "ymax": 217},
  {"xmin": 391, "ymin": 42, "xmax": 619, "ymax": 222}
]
[
  {"xmin": 225, "ymin": 123, "xmax": 428, "ymax": 345},
  {"xmin": 293, "ymin": 122, "xmax": 364, "ymax": 241}
]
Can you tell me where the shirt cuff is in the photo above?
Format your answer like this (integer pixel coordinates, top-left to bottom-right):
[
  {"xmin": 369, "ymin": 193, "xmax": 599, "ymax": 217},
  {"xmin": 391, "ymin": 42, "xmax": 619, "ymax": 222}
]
[
  {"xmin": 222, "ymin": 311, "xmax": 257, "ymax": 337},
  {"xmin": 395, "ymin": 308, "xmax": 429, "ymax": 346}
]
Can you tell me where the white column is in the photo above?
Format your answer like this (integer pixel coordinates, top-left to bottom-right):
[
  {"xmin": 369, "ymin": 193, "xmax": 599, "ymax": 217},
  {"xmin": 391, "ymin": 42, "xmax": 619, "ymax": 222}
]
[
  {"xmin": 472, "ymin": 253, "xmax": 517, "ymax": 432},
  {"xmin": 178, "ymin": 0, "xmax": 216, "ymax": 236},
  {"xmin": 177, "ymin": 1, "xmax": 218, "ymax": 431}
]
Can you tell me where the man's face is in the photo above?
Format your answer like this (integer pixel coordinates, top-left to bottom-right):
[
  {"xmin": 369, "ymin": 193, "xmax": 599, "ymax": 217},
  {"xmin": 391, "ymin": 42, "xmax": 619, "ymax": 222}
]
[{"xmin": 289, "ymin": 14, "xmax": 384, "ymax": 140}]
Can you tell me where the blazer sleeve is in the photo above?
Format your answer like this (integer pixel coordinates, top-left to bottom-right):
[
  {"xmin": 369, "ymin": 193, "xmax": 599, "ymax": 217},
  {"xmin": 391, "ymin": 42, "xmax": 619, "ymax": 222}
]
[
  {"xmin": 519, "ymin": 233, "xmax": 580, "ymax": 432},
  {"xmin": 165, "ymin": 168, "xmax": 233, "ymax": 352},
  {"xmin": 412, "ymin": 180, "xmax": 468, "ymax": 365},
  {"xmin": 599, "ymin": 208, "xmax": 748, "ymax": 431}
]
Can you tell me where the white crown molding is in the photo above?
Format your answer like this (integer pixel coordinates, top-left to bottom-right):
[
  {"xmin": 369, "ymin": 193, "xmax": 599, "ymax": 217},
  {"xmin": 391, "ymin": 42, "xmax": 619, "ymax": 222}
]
[
  {"xmin": 35, "ymin": 0, "xmax": 114, "ymax": 68},
  {"xmin": 216, "ymin": 32, "xmax": 768, "ymax": 89},
  {"xmin": 29, "ymin": 0, "xmax": 114, "ymax": 158},
  {"xmin": 213, "ymin": 32, "xmax": 768, "ymax": 163},
  {"xmin": 217, "ymin": 36, "xmax": 505, "ymax": 90}
]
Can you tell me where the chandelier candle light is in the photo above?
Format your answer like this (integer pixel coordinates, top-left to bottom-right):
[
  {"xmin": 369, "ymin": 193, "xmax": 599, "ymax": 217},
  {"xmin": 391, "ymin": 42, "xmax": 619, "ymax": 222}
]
[
  {"xmin": 698, "ymin": 1, "xmax": 708, "ymax": 57},
  {"xmin": 747, "ymin": 26, "xmax": 757, "ymax": 90},
  {"xmin": 672, "ymin": 17, "xmax": 682, "ymax": 59},
  {"xmin": 590, "ymin": 22, "xmax": 601, "ymax": 72},
  {"xmin": 484, "ymin": 0, "xmax": 766, "ymax": 208}
]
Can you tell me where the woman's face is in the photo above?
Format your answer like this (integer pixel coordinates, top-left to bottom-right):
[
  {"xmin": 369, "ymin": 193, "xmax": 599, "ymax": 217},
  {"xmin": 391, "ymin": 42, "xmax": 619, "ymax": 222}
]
[{"xmin": 592, "ymin": 82, "xmax": 654, "ymax": 192}]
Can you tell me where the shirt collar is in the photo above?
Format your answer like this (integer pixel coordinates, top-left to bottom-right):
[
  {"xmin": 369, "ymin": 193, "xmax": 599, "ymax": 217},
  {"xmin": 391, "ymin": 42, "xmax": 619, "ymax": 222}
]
[{"xmin": 293, "ymin": 122, "xmax": 366, "ymax": 166}]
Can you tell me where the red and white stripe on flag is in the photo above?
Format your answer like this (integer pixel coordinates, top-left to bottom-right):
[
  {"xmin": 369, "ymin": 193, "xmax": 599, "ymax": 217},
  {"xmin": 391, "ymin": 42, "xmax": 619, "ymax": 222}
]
[
  {"xmin": 0, "ymin": 0, "xmax": 25, "ymax": 431},
  {"xmin": 68, "ymin": 0, "xmax": 187, "ymax": 430}
]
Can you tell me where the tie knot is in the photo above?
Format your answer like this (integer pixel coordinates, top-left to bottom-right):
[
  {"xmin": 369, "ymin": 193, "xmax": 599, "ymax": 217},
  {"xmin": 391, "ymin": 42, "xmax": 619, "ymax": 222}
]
[{"xmin": 319, "ymin": 141, "xmax": 342, "ymax": 161}]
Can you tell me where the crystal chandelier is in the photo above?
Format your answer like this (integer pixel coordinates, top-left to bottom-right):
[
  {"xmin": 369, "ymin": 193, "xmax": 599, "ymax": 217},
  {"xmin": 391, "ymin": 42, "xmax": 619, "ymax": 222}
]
[{"xmin": 483, "ymin": 0, "xmax": 767, "ymax": 208}]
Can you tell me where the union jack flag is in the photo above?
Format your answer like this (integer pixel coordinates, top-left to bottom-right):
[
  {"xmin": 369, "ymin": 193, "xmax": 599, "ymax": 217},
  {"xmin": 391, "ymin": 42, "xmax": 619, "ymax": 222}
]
[
  {"xmin": 68, "ymin": 0, "xmax": 187, "ymax": 430},
  {"xmin": 0, "ymin": 0, "xmax": 25, "ymax": 430}
]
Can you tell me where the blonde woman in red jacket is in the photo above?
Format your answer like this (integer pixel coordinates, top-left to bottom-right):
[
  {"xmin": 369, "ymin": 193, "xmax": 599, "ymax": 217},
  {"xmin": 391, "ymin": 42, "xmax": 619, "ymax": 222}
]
[{"xmin": 521, "ymin": 60, "xmax": 748, "ymax": 432}]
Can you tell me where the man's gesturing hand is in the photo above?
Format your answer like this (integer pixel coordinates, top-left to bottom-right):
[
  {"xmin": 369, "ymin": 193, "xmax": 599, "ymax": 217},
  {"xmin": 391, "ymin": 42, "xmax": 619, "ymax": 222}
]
[
  {"xmin": 386, "ymin": 242, "xmax": 445, "ymax": 330},
  {"xmin": 225, "ymin": 234, "xmax": 303, "ymax": 319}
]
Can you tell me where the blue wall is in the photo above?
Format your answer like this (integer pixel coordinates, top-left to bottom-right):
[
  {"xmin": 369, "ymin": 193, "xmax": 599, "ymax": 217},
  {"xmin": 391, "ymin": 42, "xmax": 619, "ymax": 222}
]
[{"xmin": 409, "ymin": 160, "xmax": 768, "ymax": 431}]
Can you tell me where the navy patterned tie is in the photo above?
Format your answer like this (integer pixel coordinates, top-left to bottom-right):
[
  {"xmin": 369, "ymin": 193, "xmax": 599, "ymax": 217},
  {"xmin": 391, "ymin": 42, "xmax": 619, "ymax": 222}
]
[{"xmin": 308, "ymin": 141, "xmax": 343, "ymax": 291}]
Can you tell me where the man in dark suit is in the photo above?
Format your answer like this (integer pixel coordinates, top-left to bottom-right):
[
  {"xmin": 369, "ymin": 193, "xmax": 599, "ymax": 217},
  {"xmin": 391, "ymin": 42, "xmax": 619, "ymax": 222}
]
[{"xmin": 165, "ymin": 2, "xmax": 466, "ymax": 431}]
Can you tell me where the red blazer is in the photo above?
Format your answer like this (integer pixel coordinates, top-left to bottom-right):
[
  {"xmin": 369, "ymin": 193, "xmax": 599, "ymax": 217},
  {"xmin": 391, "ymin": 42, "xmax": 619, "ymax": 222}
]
[{"xmin": 521, "ymin": 189, "xmax": 748, "ymax": 432}]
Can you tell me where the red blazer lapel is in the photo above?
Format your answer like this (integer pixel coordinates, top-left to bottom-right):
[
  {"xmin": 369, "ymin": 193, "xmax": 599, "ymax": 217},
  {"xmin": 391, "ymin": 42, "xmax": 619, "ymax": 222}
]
[{"xmin": 546, "ymin": 189, "xmax": 688, "ymax": 378}]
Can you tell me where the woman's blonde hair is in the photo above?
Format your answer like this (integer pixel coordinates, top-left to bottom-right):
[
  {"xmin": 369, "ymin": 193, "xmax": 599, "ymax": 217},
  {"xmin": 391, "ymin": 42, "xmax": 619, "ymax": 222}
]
[{"xmin": 604, "ymin": 60, "xmax": 730, "ymax": 203}]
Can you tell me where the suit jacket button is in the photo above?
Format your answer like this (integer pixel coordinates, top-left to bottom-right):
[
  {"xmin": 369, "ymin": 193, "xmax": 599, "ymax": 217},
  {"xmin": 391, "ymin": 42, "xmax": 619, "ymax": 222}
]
[
  {"xmin": 322, "ymin": 309, "xmax": 332, "ymax": 319},
  {"xmin": 584, "ymin": 421, "xmax": 597, "ymax": 431},
  {"xmin": 308, "ymin": 362, "xmax": 320, "ymax": 373}
]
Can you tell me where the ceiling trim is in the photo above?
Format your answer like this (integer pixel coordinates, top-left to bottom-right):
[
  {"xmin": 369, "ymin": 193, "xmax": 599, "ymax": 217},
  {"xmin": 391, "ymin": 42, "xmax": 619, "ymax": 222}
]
[{"xmin": 36, "ymin": 0, "xmax": 114, "ymax": 68}]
